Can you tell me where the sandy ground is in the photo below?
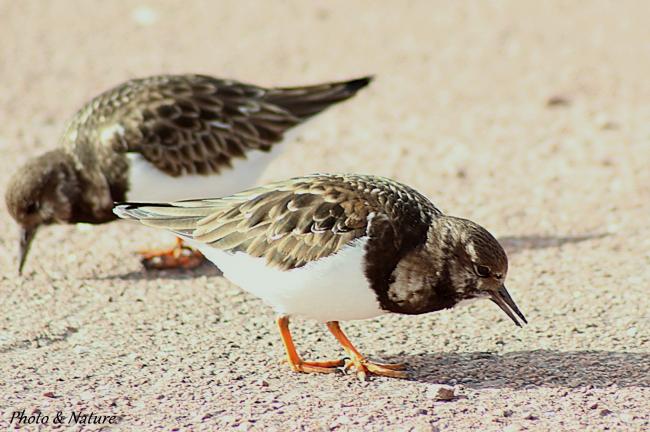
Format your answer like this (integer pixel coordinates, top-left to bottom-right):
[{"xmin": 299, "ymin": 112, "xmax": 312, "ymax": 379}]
[{"xmin": 1, "ymin": 1, "xmax": 649, "ymax": 430}]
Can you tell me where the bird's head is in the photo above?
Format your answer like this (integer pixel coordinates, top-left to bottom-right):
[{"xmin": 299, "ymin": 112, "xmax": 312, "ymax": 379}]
[
  {"xmin": 5, "ymin": 150, "xmax": 79, "ymax": 274},
  {"xmin": 429, "ymin": 216, "xmax": 527, "ymax": 326}
]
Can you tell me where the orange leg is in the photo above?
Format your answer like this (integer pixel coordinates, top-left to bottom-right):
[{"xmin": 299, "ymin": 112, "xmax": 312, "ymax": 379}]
[
  {"xmin": 326, "ymin": 321, "xmax": 407, "ymax": 380},
  {"xmin": 276, "ymin": 315, "xmax": 345, "ymax": 374},
  {"xmin": 139, "ymin": 237, "xmax": 205, "ymax": 270}
]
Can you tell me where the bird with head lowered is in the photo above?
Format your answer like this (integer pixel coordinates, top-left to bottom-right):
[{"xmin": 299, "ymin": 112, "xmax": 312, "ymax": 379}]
[
  {"xmin": 114, "ymin": 173, "xmax": 527, "ymax": 380},
  {"xmin": 5, "ymin": 74, "xmax": 373, "ymax": 274}
]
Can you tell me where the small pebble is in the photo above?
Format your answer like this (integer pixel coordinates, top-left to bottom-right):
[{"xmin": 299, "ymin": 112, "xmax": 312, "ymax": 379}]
[
  {"xmin": 594, "ymin": 113, "xmax": 618, "ymax": 130},
  {"xmin": 546, "ymin": 95, "xmax": 571, "ymax": 107},
  {"xmin": 431, "ymin": 385, "xmax": 456, "ymax": 401}
]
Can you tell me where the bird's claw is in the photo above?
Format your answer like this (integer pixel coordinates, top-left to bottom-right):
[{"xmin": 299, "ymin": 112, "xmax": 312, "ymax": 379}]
[{"xmin": 343, "ymin": 358, "xmax": 408, "ymax": 380}]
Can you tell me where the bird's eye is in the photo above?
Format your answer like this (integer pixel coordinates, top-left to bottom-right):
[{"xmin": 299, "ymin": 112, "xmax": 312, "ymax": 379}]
[
  {"xmin": 25, "ymin": 203, "xmax": 39, "ymax": 214},
  {"xmin": 474, "ymin": 264, "xmax": 491, "ymax": 278}
]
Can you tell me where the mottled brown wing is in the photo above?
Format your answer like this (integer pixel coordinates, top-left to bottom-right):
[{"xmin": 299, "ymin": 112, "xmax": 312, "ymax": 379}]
[
  {"xmin": 65, "ymin": 74, "xmax": 371, "ymax": 177},
  {"xmin": 116, "ymin": 174, "xmax": 440, "ymax": 270}
]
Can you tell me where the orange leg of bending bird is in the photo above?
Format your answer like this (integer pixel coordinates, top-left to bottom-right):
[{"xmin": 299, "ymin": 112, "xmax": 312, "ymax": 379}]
[
  {"xmin": 277, "ymin": 315, "xmax": 346, "ymax": 373},
  {"xmin": 276, "ymin": 315, "xmax": 408, "ymax": 380},
  {"xmin": 138, "ymin": 237, "xmax": 205, "ymax": 270},
  {"xmin": 326, "ymin": 321, "xmax": 407, "ymax": 380}
]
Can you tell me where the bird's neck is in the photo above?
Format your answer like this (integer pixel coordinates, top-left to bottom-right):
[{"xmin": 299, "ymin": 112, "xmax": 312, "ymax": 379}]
[
  {"xmin": 46, "ymin": 150, "xmax": 116, "ymax": 224},
  {"xmin": 70, "ymin": 175, "xmax": 119, "ymax": 224},
  {"xmin": 381, "ymin": 218, "xmax": 461, "ymax": 314}
]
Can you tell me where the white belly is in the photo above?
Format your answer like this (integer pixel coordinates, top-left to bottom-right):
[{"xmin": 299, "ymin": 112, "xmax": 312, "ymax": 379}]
[
  {"xmin": 125, "ymin": 146, "xmax": 283, "ymax": 202},
  {"xmin": 193, "ymin": 237, "xmax": 386, "ymax": 322}
]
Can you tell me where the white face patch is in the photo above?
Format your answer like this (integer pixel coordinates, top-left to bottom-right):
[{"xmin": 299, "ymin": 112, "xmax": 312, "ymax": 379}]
[
  {"xmin": 448, "ymin": 262, "xmax": 476, "ymax": 298},
  {"xmin": 465, "ymin": 241, "xmax": 477, "ymax": 260}
]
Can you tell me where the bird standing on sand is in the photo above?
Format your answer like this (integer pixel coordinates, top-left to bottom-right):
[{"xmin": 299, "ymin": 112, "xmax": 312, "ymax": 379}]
[
  {"xmin": 114, "ymin": 173, "xmax": 527, "ymax": 380},
  {"xmin": 5, "ymin": 74, "xmax": 372, "ymax": 274}
]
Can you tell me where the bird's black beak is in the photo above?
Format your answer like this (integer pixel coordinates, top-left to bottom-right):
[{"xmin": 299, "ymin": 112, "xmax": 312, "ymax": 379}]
[
  {"xmin": 18, "ymin": 225, "xmax": 38, "ymax": 275},
  {"xmin": 490, "ymin": 285, "xmax": 528, "ymax": 327}
]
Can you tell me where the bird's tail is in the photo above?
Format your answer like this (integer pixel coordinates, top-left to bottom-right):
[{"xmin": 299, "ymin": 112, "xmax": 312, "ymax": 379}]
[{"xmin": 264, "ymin": 76, "xmax": 373, "ymax": 120}]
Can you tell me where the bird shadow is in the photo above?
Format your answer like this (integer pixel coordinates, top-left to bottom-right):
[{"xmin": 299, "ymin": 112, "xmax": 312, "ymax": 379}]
[
  {"xmin": 499, "ymin": 233, "xmax": 608, "ymax": 254},
  {"xmin": 378, "ymin": 350, "xmax": 649, "ymax": 389},
  {"xmin": 87, "ymin": 260, "xmax": 222, "ymax": 281}
]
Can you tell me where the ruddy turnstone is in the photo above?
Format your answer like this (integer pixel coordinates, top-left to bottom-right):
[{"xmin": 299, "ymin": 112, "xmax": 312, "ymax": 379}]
[
  {"xmin": 5, "ymin": 74, "xmax": 372, "ymax": 274},
  {"xmin": 113, "ymin": 173, "xmax": 527, "ymax": 379}
]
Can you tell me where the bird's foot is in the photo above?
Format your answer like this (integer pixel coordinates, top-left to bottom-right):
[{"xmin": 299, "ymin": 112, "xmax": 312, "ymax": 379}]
[
  {"xmin": 302, "ymin": 359, "xmax": 347, "ymax": 368},
  {"xmin": 285, "ymin": 358, "xmax": 346, "ymax": 374},
  {"xmin": 138, "ymin": 244, "xmax": 204, "ymax": 270},
  {"xmin": 343, "ymin": 357, "xmax": 408, "ymax": 380}
]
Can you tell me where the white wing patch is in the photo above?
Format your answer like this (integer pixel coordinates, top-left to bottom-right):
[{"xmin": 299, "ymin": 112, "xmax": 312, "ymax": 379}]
[{"xmin": 125, "ymin": 144, "xmax": 284, "ymax": 202}]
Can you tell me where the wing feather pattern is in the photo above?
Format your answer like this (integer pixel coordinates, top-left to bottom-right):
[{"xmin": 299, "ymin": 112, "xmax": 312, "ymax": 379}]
[
  {"xmin": 114, "ymin": 174, "xmax": 440, "ymax": 270},
  {"xmin": 63, "ymin": 75, "xmax": 372, "ymax": 177}
]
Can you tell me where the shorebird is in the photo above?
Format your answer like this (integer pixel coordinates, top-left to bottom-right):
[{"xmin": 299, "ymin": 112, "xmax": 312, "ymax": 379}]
[
  {"xmin": 114, "ymin": 173, "xmax": 527, "ymax": 380},
  {"xmin": 5, "ymin": 74, "xmax": 372, "ymax": 273}
]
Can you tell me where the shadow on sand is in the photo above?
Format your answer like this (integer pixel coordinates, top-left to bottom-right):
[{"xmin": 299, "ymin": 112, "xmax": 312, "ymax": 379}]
[
  {"xmin": 87, "ymin": 260, "xmax": 222, "ymax": 281},
  {"xmin": 499, "ymin": 233, "xmax": 608, "ymax": 255},
  {"xmin": 379, "ymin": 350, "xmax": 648, "ymax": 389}
]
